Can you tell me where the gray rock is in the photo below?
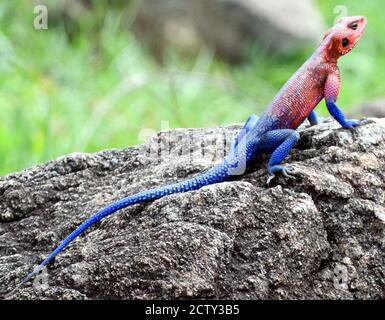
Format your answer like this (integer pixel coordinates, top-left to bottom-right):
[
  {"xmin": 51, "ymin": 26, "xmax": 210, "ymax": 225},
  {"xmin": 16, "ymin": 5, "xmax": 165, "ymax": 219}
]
[
  {"xmin": 134, "ymin": 0, "xmax": 325, "ymax": 63},
  {"xmin": 1, "ymin": 118, "xmax": 385, "ymax": 300}
]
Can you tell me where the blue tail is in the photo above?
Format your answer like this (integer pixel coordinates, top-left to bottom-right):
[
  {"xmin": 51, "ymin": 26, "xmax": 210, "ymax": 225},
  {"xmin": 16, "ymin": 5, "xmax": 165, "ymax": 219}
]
[
  {"xmin": 14, "ymin": 161, "xmax": 234, "ymax": 291},
  {"xmin": 13, "ymin": 116, "xmax": 261, "ymax": 293}
]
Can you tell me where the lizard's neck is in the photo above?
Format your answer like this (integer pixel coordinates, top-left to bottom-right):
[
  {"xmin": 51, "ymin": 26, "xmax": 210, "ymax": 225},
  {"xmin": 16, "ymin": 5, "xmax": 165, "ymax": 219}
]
[{"xmin": 315, "ymin": 34, "xmax": 340, "ymax": 64}]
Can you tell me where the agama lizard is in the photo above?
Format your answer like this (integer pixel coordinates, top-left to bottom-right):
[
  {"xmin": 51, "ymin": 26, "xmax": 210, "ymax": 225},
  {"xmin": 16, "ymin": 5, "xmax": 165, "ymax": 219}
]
[{"xmin": 13, "ymin": 16, "xmax": 367, "ymax": 292}]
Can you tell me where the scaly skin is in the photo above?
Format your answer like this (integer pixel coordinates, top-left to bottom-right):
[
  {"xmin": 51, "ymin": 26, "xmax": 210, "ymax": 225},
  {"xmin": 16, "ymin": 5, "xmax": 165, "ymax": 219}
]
[{"xmin": 12, "ymin": 16, "xmax": 367, "ymax": 293}]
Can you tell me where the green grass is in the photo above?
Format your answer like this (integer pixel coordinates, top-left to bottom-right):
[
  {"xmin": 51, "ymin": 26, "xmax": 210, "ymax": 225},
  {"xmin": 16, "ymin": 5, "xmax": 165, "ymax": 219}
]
[{"xmin": 0, "ymin": 0, "xmax": 384, "ymax": 176}]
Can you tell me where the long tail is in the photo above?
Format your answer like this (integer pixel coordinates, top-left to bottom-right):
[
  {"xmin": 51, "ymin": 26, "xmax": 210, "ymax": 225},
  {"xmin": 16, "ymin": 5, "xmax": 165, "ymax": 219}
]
[
  {"xmin": 12, "ymin": 161, "xmax": 235, "ymax": 292},
  {"xmin": 11, "ymin": 113, "xmax": 261, "ymax": 294}
]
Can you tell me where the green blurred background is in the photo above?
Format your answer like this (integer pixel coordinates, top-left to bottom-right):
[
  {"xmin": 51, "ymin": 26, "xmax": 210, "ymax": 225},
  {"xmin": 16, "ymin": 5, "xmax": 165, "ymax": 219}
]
[{"xmin": 0, "ymin": 0, "xmax": 383, "ymax": 176}]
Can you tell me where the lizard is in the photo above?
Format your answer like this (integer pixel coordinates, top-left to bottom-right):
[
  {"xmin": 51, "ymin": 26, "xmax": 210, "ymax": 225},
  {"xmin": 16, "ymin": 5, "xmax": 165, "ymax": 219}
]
[{"xmin": 12, "ymin": 16, "xmax": 367, "ymax": 293}]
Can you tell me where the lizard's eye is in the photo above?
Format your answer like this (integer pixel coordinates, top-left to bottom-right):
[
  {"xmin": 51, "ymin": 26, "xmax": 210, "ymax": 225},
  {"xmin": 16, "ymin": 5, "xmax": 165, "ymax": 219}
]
[
  {"xmin": 342, "ymin": 38, "xmax": 349, "ymax": 47},
  {"xmin": 350, "ymin": 22, "xmax": 358, "ymax": 30}
]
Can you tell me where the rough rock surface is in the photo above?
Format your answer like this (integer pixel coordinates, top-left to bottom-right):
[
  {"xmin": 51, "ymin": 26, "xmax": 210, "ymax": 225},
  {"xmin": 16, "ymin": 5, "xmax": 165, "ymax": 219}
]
[{"xmin": 1, "ymin": 118, "xmax": 385, "ymax": 300}]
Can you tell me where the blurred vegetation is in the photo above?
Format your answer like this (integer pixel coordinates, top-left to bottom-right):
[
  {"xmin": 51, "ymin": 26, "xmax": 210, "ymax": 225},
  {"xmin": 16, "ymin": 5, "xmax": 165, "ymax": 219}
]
[{"xmin": 0, "ymin": 0, "xmax": 384, "ymax": 176}]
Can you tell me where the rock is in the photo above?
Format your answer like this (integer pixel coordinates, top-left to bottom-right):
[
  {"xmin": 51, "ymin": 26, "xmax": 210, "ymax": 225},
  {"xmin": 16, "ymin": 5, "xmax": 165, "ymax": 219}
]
[
  {"xmin": 134, "ymin": 0, "xmax": 325, "ymax": 63},
  {"xmin": 1, "ymin": 118, "xmax": 385, "ymax": 300},
  {"xmin": 349, "ymin": 98, "xmax": 385, "ymax": 118}
]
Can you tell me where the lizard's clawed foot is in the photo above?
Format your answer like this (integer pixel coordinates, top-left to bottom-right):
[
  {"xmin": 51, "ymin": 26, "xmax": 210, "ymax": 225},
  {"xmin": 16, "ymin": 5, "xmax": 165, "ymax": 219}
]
[
  {"xmin": 344, "ymin": 118, "xmax": 371, "ymax": 129},
  {"xmin": 266, "ymin": 165, "xmax": 296, "ymax": 185},
  {"xmin": 356, "ymin": 118, "xmax": 375, "ymax": 126},
  {"xmin": 344, "ymin": 119, "xmax": 360, "ymax": 129}
]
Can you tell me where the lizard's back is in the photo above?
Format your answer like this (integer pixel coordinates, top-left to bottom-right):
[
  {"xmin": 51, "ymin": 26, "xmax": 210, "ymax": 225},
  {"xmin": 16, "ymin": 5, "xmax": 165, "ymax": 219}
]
[{"xmin": 262, "ymin": 55, "xmax": 332, "ymax": 130}]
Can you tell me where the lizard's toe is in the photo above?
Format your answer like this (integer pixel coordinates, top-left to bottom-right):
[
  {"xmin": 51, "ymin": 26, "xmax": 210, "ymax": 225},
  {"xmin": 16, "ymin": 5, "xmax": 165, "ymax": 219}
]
[
  {"xmin": 357, "ymin": 118, "xmax": 375, "ymax": 126},
  {"xmin": 282, "ymin": 168, "xmax": 296, "ymax": 179},
  {"xmin": 266, "ymin": 174, "xmax": 276, "ymax": 185},
  {"xmin": 285, "ymin": 165, "xmax": 295, "ymax": 172},
  {"xmin": 344, "ymin": 119, "xmax": 361, "ymax": 129},
  {"xmin": 267, "ymin": 165, "xmax": 296, "ymax": 183}
]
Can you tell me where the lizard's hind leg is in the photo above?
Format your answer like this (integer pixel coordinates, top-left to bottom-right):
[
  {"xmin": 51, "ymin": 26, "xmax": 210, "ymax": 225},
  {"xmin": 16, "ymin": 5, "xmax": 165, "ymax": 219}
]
[
  {"xmin": 226, "ymin": 114, "xmax": 259, "ymax": 176},
  {"xmin": 259, "ymin": 129, "xmax": 300, "ymax": 184},
  {"xmin": 231, "ymin": 114, "xmax": 259, "ymax": 150}
]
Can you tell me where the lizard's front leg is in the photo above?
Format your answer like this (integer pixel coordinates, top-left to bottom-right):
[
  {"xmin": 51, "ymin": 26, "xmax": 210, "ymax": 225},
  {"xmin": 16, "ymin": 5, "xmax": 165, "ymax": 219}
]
[
  {"xmin": 324, "ymin": 72, "xmax": 362, "ymax": 129},
  {"xmin": 307, "ymin": 110, "xmax": 319, "ymax": 126},
  {"xmin": 231, "ymin": 114, "xmax": 258, "ymax": 150},
  {"xmin": 259, "ymin": 129, "xmax": 299, "ymax": 184},
  {"xmin": 326, "ymin": 99, "xmax": 361, "ymax": 129}
]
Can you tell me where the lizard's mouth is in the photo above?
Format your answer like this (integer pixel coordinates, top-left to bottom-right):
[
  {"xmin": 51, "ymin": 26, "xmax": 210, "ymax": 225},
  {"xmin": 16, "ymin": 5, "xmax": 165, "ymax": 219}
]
[
  {"xmin": 355, "ymin": 16, "xmax": 367, "ymax": 41},
  {"xmin": 349, "ymin": 19, "xmax": 367, "ymax": 50}
]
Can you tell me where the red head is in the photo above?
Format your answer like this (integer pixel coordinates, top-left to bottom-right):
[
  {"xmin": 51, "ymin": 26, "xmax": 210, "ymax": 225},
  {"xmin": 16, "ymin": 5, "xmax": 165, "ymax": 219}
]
[{"xmin": 322, "ymin": 16, "xmax": 367, "ymax": 61}]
